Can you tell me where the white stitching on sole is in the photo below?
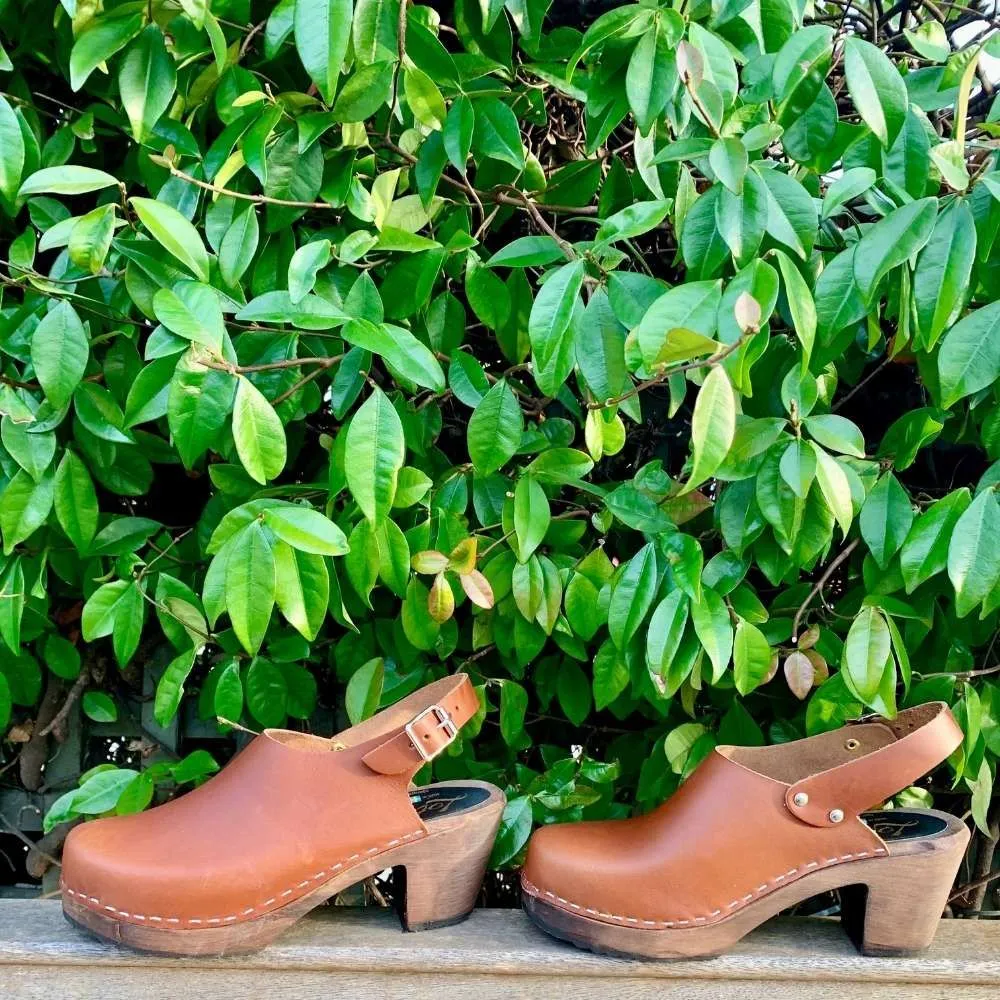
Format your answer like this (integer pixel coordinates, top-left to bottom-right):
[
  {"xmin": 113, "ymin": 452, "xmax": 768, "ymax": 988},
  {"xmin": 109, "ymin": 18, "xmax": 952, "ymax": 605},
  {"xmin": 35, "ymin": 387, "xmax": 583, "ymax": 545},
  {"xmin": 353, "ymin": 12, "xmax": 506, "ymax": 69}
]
[
  {"xmin": 522, "ymin": 846, "xmax": 889, "ymax": 929},
  {"xmin": 63, "ymin": 830, "xmax": 424, "ymax": 928}
]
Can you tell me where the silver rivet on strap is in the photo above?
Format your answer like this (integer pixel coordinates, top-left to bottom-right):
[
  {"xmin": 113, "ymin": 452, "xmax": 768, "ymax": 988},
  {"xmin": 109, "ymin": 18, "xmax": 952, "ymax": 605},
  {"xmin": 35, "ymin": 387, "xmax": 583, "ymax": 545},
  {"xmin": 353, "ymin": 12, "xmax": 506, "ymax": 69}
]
[
  {"xmin": 792, "ymin": 792, "xmax": 809, "ymax": 807},
  {"xmin": 829, "ymin": 808, "xmax": 845, "ymax": 823}
]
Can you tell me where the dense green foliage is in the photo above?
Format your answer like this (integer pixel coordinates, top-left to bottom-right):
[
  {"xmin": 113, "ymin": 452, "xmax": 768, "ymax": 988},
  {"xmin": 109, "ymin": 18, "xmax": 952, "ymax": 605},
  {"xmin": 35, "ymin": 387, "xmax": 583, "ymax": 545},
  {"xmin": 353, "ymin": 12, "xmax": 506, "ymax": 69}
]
[{"xmin": 1, "ymin": 0, "xmax": 999, "ymax": 881}]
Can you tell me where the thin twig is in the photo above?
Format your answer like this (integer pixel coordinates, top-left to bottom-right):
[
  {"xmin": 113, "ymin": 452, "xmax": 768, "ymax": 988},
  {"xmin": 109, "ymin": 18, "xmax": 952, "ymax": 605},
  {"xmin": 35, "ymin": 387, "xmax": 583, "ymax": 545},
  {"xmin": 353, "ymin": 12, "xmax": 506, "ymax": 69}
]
[
  {"xmin": 37, "ymin": 667, "xmax": 90, "ymax": 739},
  {"xmin": 791, "ymin": 539, "xmax": 861, "ymax": 642}
]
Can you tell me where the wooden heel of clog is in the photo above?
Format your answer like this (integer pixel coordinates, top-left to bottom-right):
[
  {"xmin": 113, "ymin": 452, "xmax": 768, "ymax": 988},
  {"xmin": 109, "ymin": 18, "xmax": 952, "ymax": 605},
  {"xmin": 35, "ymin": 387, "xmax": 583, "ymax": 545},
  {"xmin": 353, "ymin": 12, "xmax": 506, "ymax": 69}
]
[
  {"xmin": 839, "ymin": 811, "xmax": 969, "ymax": 956},
  {"xmin": 396, "ymin": 781, "xmax": 505, "ymax": 931}
]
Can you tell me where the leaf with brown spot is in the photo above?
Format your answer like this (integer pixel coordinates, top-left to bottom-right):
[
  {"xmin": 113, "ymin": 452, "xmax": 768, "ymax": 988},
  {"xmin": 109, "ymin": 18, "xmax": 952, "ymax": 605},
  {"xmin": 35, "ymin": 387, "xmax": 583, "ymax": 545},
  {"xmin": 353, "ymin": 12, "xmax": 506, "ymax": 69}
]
[
  {"xmin": 461, "ymin": 569, "xmax": 495, "ymax": 609},
  {"xmin": 784, "ymin": 651, "xmax": 815, "ymax": 699},
  {"xmin": 804, "ymin": 648, "xmax": 829, "ymax": 684}
]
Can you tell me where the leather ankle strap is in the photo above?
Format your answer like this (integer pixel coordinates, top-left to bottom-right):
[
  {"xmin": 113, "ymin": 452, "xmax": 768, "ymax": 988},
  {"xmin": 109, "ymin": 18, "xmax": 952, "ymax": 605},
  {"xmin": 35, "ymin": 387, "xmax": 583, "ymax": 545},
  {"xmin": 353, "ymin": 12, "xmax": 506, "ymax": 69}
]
[
  {"xmin": 361, "ymin": 674, "xmax": 480, "ymax": 776},
  {"xmin": 784, "ymin": 703, "xmax": 962, "ymax": 828}
]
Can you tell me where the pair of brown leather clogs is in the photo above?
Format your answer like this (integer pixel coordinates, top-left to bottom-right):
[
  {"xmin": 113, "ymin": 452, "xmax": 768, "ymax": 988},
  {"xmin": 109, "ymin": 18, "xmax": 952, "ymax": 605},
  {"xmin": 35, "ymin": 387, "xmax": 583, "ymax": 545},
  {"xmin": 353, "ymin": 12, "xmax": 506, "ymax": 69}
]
[{"xmin": 60, "ymin": 673, "xmax": 968, "ymax": 960}]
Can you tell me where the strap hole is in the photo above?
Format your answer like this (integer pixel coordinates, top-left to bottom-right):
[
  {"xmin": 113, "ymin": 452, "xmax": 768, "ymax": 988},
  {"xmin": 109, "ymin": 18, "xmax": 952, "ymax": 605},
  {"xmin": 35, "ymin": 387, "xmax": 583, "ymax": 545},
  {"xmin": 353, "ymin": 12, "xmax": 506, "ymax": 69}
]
[{"xmin": 845, "ymin": 738, "xmax": 860, "ymax": 751}]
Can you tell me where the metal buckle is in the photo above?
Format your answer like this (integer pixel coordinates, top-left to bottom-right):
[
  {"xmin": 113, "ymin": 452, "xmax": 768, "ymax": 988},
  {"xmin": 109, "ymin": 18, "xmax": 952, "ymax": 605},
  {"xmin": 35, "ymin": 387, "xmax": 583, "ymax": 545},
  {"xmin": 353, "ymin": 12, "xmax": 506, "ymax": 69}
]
[{"xmin": 405, "ymin": 705, "xmax": 458, "ymax": 762}]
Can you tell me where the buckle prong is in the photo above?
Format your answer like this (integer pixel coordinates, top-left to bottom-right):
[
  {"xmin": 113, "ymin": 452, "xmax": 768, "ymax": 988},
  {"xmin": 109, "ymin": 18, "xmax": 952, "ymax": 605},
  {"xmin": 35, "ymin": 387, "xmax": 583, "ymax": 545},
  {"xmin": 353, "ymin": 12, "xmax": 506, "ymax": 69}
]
[{"xmin": 405, "ymin": 705, "xmax": 458, "ymax": 762}]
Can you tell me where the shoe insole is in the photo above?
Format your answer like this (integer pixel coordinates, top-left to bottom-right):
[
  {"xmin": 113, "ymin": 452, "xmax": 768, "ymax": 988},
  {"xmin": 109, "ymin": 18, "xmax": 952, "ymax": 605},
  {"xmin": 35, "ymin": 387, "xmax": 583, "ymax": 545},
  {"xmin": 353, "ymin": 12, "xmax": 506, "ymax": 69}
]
[
  {"xmin": 410, "ymin": 784, "xmax": 493, "ymax": 819},
  {"xmin": 861, "ymin": 809, "xmax": 949, "ymax": 841}
]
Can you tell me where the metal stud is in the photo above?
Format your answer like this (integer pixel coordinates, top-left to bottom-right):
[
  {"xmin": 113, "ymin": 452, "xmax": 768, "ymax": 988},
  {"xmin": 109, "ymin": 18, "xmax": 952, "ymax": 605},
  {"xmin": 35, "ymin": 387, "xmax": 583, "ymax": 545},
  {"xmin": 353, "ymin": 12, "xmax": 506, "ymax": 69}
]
[
  {"xmin": 829, "ymin": 808, "xmax": 845, "ymax": 823},
  {"xmin": 792, "ymin": 792, "xmax": 809, "ymax": 807}
]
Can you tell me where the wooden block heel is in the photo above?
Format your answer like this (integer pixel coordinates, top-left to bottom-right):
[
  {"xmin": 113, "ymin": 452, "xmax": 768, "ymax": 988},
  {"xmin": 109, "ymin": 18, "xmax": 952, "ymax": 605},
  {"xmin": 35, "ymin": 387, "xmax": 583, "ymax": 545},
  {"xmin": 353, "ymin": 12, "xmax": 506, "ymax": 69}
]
[
  {"xmin": 521, "ymin": 703, "xmax": 969, "ymax": 961},
  {"xmin": 397, "ymin": 782, "xmax": 506, "ymax": 931},
  {"xmin": 839, "ymin": 810, "xmax": 969, "ymax": 956}
]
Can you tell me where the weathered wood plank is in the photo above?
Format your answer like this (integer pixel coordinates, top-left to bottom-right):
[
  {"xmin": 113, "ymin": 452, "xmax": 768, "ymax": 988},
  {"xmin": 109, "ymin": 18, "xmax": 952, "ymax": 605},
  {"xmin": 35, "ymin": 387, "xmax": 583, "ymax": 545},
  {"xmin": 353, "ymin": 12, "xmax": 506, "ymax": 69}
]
[{"xmin": 0, "ymin": 902, "xmax": 996, "ymax": 1000}]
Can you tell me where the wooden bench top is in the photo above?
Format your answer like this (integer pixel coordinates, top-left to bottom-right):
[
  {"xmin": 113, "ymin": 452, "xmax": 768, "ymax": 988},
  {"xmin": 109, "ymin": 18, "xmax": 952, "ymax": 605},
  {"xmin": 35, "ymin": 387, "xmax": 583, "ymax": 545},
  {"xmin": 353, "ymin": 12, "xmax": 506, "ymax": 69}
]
[{"xmin": 0, "ymin": 901, "xmax": 996, "ymax": 999}]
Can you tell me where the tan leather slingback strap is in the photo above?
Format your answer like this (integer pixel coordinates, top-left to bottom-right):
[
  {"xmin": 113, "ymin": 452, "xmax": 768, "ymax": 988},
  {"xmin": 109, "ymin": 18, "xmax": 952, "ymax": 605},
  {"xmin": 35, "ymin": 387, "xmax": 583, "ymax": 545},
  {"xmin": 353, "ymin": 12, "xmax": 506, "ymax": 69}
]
[
  {"xmin": 360, "ymin": 673, "xmax": 481, "ymax": 776},
  {"xmin": 784, "ymin": 702, "xmax": 963, "ymax": 828}
]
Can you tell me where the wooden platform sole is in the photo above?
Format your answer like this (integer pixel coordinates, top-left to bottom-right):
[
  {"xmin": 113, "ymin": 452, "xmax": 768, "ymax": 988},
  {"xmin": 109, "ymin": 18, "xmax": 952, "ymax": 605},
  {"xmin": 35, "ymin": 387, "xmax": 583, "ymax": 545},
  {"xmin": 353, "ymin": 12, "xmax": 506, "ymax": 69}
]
[
  {"xmin": 522, "ymin": 808, "xmax": 969, "ymax": 960},
  {"xmin": 63, "ymin": 780, "xmax": 505, "ymax": 957}
]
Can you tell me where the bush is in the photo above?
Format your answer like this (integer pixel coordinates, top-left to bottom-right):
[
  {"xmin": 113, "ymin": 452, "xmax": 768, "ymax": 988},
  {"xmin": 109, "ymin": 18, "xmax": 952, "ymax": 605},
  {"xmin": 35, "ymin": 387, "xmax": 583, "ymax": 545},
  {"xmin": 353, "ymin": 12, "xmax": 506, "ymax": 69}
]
[{"xmin": 0, "ymin": 1, "xmax": 998, "ymax": 895}]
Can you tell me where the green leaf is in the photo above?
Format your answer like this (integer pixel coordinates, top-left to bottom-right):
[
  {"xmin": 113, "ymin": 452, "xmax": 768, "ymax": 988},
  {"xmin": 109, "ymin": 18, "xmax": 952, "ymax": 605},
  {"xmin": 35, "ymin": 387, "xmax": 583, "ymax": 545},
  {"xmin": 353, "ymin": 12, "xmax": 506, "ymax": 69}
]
[
  {"xmin": 237, "ymin": 289, "xmax": 349, "ymax": 329},
  {"xmin": 346, "ymin": 656, "xmax": 384, "ymax": 724},
  {"xmin": 53, "ymin": 450, "xmax": 98, "ymax": 553},
  {"xmin": 30, "ymin": 301, "xmax": 89, "ymax": 409},
  {"xmin": 245, "ymin": 658, "xmax": 288, "ymax": 727},
  {"xmin": 608, "ymin": 543, "xmax": 657, "ymax": 649},
  {"xmin": 734, "ymin": 619, "xmax": 772, "ymax": 695},
  {"xmin": 488, "ymin": 236, "xmax": 564, "ymax": 268},
  {"xmin": 913, "ymin": 199, "xmax": 976, "ymax": 349},
  {"xmin": 263, "ymin": 505, "xmax": 349, "ymax": 556},
  {"xmin": 332, "ymin": 61, "xmax": 393, "ymax": 123},
  {"xmin": 130, "ymin": 197, "xmax": 211, "ymax": 282},
  {"xmin": 472, "ymin": 97, "xmax": 525, "ymax": 169},
  {"xmin": 860, "ymin": 473, "xmax": 913, "ymax": 569},
  {"xmin": 529, "ymin": 260, "xmax": 584, "ymax": 384},
  {"xmin": 773, "ymin": 250, "xmax": 816, "ymax": 367},
  {"xmin": 804, "ymin": 414, "xmax": 866, "ymax": 457},
  {"xmin": 812, "ymin": 445, "xmax": 854, "ymax": 537},
  {"xmin": 119, "ymin": 26, "xmax": 176, "ymax": 144},
  {"xmin": 593, "ymin": 640, "xmax": 629, "ymax": 709},
  {"xmin": 294, "ymin": 0, "xmax": 354, "ymax": 103},
  {"xmin": 634, "ymin": 280, "xmax": 721, "ymax": 370},
  {"xmin": 681, "ymin": 366, "xmax": 736, "ymax": 495},
  {"xmin": 821, "ymin": 167, "xmax": 877, "ymax": 220},
  {"xmin": 690, "ymin": 587, "xmax": 734, "ymax": 682},
  {"xmin": 233, "ymin": 378, "xmax": 287, "ymax": 484},
  {"xmin": 843, "ymin": 36, "xmax": 909, "ymax": 147},
  {"xmin": 513, "ymin": 476, "xmax": 550, "ymax": 563},
  {"xmin": 345, "ymin": 387, "xmax": 406, "ymax": 523},
  {"xmin": 0, "ymin": 560, "xmax": 24, "ymax": 653},
  {"xmin": 214, "ymin": 659, "xmax": 244, "ymax": 724},
  {"xmin": 69, "ymin": 9, "xmax": 144, "ymax": 91},
  {"xmin": 226, "ymin": 522, "xmax": 276, "ymax": 654},
  {"xmin": 274, "ymin": 544, "xmax": 329, "ymax": 640},
  {"xmin": 489, "ymin": 796, "xmax": 532, "ymax": 867},
  {"xmin": 288, "ymin": 240, "xmax": 332, "ymax": 304},
  {"xmin": 596, "ymin": 200, "xmax": 673, "ymax": 244},
  {"xmin": 853, "ymin": 198, "xmax": 938, "ymax": 303},
  {"xmin": 947, "ymin": 489, "xmax": 1000, "ymax": 617},
  {"xmin": 0, "ymin": 468, "xmax": 54, "ymax": 554},
  {"xmin": 900, "ymin": 488, "xmax": 971, "ymax": 593},
  {"xmin": 219, "ymin": 208, "xmax": 260, "ymax": 287},
  {"xmin": 168, "ymin": 350, "xmax": 236, "ymax": 469},
  {"xmin": 17, "ymin": 165, "xmax": 119, "ymax": 198},
  {"xmin": 0, "ymin": 96, "xmax": 25, "ymax": 203},
  {"xmin": 468, "ymin": 380, "xmax": 523, "ymax": 475},
  {"xmin": 626, "ymin": 20, "xmax": 675, "ymax": 134},
  {"xmin": 153, "ymin": 281, "xmax": 226, "ymax": 351},
  {"xmin": 404, "ymin": 65, "xmax": 446, "ymax": 130},
  {"xmin": 646, "ymin": 591, "xmax": 689, "ymax": 685},
  {"xmin": 444, "ymin": 96, "xmax": 474, "ymax": 173},
  {"xmin": 709, "ymin": 137, "xmax": 748, "ymax": 195},
  {"xmin": 843, "ymin": 606, "xmax": 891, "ymax": 704},
  {"xmin": 938, "ymin": 301, "xmax": 1000, "ymax": 407},
  {"xmin": 154, "ymin": 648, "xmax": 197, "ymax": 727},
  {"xmin": 82, "ymin": 690, "xmax": 117, "ymax": 723}
]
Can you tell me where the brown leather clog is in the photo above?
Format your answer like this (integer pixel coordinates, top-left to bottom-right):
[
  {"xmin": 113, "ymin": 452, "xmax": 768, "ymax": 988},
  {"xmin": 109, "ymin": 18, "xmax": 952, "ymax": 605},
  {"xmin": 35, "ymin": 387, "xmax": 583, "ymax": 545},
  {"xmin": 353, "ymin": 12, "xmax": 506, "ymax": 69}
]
[
  {"xmin": 61, "ymin": 674, "xmax": 504, "ymax": 955},
  {"xmin": 521, "ymin": 702, "xmax": 968, "ymax": 959}
]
